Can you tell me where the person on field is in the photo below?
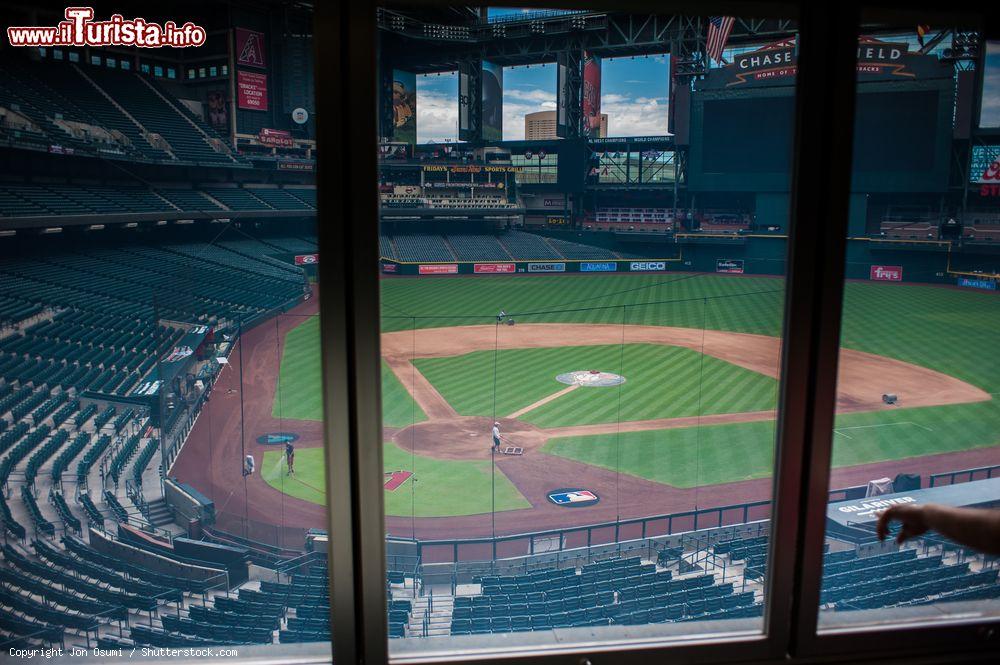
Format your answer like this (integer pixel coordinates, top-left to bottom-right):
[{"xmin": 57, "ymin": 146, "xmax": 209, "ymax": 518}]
[
  {"xmin": 492, "ymin": 421, "xmax": 502, "ymax": 452},
  {"xmin": 285, "ymin": 441, "xmax": 295, "ymax": 475},
  {"xmin": 876, "ymin": 503, "xmax": 1000, "ymax": 556},
  {"xmin": 243, "ymin": 454, "xmax": 255, "ymax": 477}
]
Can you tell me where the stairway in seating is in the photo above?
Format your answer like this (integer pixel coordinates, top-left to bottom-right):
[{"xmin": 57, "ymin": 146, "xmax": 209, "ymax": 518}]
[
  {"xmin": 137, "ymin": 75, "xmax": 239, "ymax": 164},
  {"xmin": 440, "ymin": 236, "xmax": 459, "ymax": 261},
  {"xmin": 72, "ymin": 64, "xmax": 176, "ymax": 159},
  {"xmin": 407, "ymin": 595, "xmax": 454, "ymax": 637},
  {"xmin": 144, "ymin": 498, "xmax": 174, "ymax": 527}
]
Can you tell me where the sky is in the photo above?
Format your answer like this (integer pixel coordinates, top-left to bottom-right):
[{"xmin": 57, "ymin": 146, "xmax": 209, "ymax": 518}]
[
  {"xmin": 415, "ymin": 54, "xmax": 670, "ymax": 143},
  {"xmin": 982, "ymin": 41, "xmax": 1000, "ymax": 128},
  {"xmin": 413, "ymin": 37, "xmax": 1000, "ymax": 142}
]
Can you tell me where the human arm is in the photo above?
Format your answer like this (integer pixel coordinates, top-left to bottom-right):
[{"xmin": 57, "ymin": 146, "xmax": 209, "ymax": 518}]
[{"xmin": 876, "ymin": 503, "xmax": 1000, "ymax": 555}]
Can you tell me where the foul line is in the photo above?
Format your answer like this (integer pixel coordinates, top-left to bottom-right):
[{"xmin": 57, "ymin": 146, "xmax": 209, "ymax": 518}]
[
  {"xmin": 834, "ymin": 421, "xmax": 935, "ymax": 440},
  {"xmin": 507, "ymin": 384, "xmax": 579, "ymax": 419}
]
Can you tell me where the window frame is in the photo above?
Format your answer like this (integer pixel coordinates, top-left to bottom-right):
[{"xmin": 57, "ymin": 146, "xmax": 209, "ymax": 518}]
[{"xmin": 316, "ymin": 1, "xmax": 1000, "ymax": 664}]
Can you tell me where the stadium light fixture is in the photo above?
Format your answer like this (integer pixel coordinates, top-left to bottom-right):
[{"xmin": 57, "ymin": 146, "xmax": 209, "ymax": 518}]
[
  {"xmin": 41, "ymin": 227, "xmax": 63, "ymax": 234},
  {"xmin": 0, "ymin": 230, "xmax": 16, "ymax": 237},
  {"xmin": 88, "ymin": 224, "xmax": 105, "ymax": 231},
  {"xmin": 156, "ymin": 220, "xmax": 168, "ymax": 226},
  {"xmin": 176, "ymin": 219, "xmax": 195, "ymax": 225},
  {"xmin": 124, "ymin": 222, "xmax": 138, "ymax": 229}
]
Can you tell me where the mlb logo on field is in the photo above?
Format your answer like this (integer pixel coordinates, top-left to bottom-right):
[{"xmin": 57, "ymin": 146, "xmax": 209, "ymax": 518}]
[{"xmin": 547, "ymin": 488, "xmax": 600, "ymax": 507}]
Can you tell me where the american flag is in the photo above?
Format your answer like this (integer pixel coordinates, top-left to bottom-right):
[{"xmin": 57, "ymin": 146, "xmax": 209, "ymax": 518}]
[{"xmin": 707, "ymin": 16, "xmax": 736, "ymax": 64}]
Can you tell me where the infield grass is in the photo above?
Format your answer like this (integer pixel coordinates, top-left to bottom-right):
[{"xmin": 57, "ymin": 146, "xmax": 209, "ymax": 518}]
[
  {"xmin": 262, "ymin": 445, "xmax": 530, "ymax": 517},
  {"xmin": 413, "ymin": 344, "xmax": 777, "ymax": 427}
]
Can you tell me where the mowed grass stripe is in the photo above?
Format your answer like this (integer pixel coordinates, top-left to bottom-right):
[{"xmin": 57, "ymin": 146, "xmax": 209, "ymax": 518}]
[
  {"xmin": 415, "ymin": 344, "xmax": 777, "ymax": 427},
  {"xmin": 543, "ymin": 399, "xmax": 1000, "ymax": 488},
  {"xmin": 262, "ymin": 445, "xmax": 530, "ymax": 517},
  {"xmin": 273, "ymin": 317, "xmax": 427, "ymax": 426}
]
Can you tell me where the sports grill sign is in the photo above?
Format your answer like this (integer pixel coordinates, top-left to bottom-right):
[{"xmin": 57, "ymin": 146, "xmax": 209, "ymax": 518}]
[
  {"xmin": 630, "ymin": 261, "xmax": 666, "ymax": 272},
  {"xmin": 716, "ymin": 259, "xmax": 744, "ymax": 274},
  {"xmin": 294, "ymin": 254, "xmax": 318, "ymax": 266},
  {"xmin": 474, "ymin": 263, "xmax": 515, "ymax": 274},
  {"xmin": 547, "ymin": 488, "xmax": 600, "ymax": 507},
  {"xmin": 870, "ymin": 265, "xmax": 902, "ymax": 282},
  {"xmin": 528, "ymin": 262, "xmax": 566, "ymax": 273},
  {"xmin": 419, "ymin": 264, "xmax": 458, "ymax": 275}
]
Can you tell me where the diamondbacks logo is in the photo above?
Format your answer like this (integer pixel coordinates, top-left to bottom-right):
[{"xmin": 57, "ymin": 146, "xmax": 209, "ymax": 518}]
[
  {"xmin": 547, "ymin": 488, "xmax": 600, "ymax": 507},
  {"xmin": 235, "ymin": 28, "xmax": 266, "ymax": 68}
]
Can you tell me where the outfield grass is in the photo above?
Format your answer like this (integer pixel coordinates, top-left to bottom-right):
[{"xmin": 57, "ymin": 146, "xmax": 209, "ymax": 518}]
[
  {"xmin": 272, "ymin": 316, "xmax": 322, "ymax": 422},
  {"xmin": 262, "ymin": 445, "xmax": 531, "ymax": 517},
  {"xmin": 413, "ymin": 344, "xmax": 777, "ymax": 427},
  {"xmin": 383, "ymin": 275, "xmax": 1000, "ymax": 393},
  {"xmin": 543, "ymin": 399, "xmax": 1000, "ymax": 487},
  {"xmin": 272, "ymin": 317, "xmax": 427, "ymax": 427}
]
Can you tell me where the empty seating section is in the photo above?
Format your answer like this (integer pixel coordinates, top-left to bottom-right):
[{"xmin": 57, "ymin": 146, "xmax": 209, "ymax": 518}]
[
  {"xmin": 384, "ymin": 232, "xmax": 619, "ymax": 263},
  {"xmin": 84, "ymin": 68, "xmax": 232, "ymax": 164},
  {"xmin": 202, "ymin": 187, "xmax": 270, "ymax": 210},
  {"xmin": 449, "ymin": 557, "xmax": 760, "ymax": 635},
  {"xmin": 36, "ymin": 62, "xmax": 168, "ymax": 161},
  {"xmin": 497, "ymin": 231, "xmax": 562, "ymax": 260},
  {"xmin": 594, "ymin": 207, "xmax": 675, "ymax": 228},
  {"xmin": 156, "ymin": 189, "xmax": 224, "ymax": 212},
  {"xmin": 446, "ymin": 235, "xmax": 513, "ymax": 261},
  {"xmin": 0, "ymin": 184, "xmax": 175, "ymax": 217},
  {"xmin": 246, "ymin": 188, "xmax": 313, "ymax": 210},
  {"xmin": 963, "ymin": 214, "xmax": 1000, "ymax": 242},
  {"xmin": 545, "ymin": 237, "xmax": 618, "ymax": 260},
  {"xmin": 392, "ymin": 235, "xmax": 456, "ymax": 262},
  {"xmin": 697, "ymin": 213, "xmax": 751, "ymax": 233},
  {"xmin": 285, "ymin": 188, "xmax": 317, "ymax": 208}
]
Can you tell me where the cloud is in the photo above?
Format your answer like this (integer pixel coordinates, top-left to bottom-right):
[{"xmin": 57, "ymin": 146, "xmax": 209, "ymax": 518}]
[
  {"xmin": 623, "ymin": 79, "xmax": 646, "ymax": 84},
  {"xmin": 981, "ymin": 67, "xmax": 1000, "ymax": 128},
  {"xmin": 602, "ymin": 94, "xmax": 669, "ymax": 137},
  {"xmin": 416, "ymin": 86, "xmax": 458, "ymax": 143}
]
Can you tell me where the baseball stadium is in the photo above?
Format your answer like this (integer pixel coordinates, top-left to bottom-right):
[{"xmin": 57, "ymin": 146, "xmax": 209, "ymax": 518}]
[{"xmin": 0, "ymin": 2, "xmax": 999, "ymax": 653}]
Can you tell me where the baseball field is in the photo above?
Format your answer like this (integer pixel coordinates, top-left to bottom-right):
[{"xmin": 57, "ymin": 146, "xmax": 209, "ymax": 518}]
[
  {"xmin": 256, "ymin": 274, "xmax": 1000, "ymax": 517},
  {"xmin": 252, "ymin": 272, "xmax": 1000, "ymax": 535}
]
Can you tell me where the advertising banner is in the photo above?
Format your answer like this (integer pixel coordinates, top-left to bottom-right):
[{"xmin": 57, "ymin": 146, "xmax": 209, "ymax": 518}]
[
  {"xmin": 582, "ymin": 52, "xmax": 602, "ymax": 138},
  {"xmin": 957, "ymin": 276, "xmax": 997, "ymax": 291},
  {"xmin": 294, "ymin": 254, "xmax": 319, "ymax": 266},
  {"xmin": 870, "ymin": 265, "xmax": 903, "ymax": 281},
  {"xmin": 977, "ymin": 157, "xmax": 1000, "ymax": 197},
  {"xmin": 277, "ymin": 161, "xmax": 313, "ymax": 171},
  {"xmin": 419, "ymin": 264, "xmax": 458, "ymax": 275},
  {"xmin": 235, "ymin": 28, "xmax": 266, "ymax": 68},
  {"xmin": 458, "ymin": 61, "xmax": 474, "ymax": 141},
  {"xmin": 528, "ymin": 262, "xmax": 566, "ymax": 273},
  {"xmin": 630, "ymin": 261, "xmax": 667, "ymax": 272},
  {"xmin": 556, "ymin": 51, "xmax": 571, "ymax": 138},
  {"xmin": 474, "ymin": 263, "xmax": 515, "ymax": 274},
  {"xmin": 258, "ymin": 128, "xmax": 293, "ymax": 147},
  {"xmin": 581, "ymin": 262, "xmax": 618, "ymax": 273},
  {"xmin": 237, "ymin": 70, "xmax": 268, "ymax": 111},
  {"xmin": 716, "ymin": 259, "xmax": 745, "ymax": 274},
  {"xmin": 392, "ymin": 70, "xmax": 417, "ymax": 145},
  {"xmin": 482, "ymin": 60, "xmax": 503, "ymax": 141},
  {"xmin": 382, "ymin": 263, "xmax": 398, "ymax": 274}
]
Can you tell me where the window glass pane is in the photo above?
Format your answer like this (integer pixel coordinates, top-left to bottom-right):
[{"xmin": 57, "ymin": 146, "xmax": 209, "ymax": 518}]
[
  {"xmin": 377, "ymin": 5, "xmax": 799, "ymax": 655},
  {"xmin": 91, "ymin": 55, "xmax": 101, "ymax": 66},
  {"xmin": 819, "ymin": 25, "xmax": 1000, "ymax": 630},
  {"xmin": 982, "ymin": 40, "xmax": 1000, "ymax": 128},
  {"xmin": 121, "ymin": 60, "xmax": 131, "ymax": 71},
  {"xmin": 0, "ymin": 5, "xmax": 327, "ymax": 657}
]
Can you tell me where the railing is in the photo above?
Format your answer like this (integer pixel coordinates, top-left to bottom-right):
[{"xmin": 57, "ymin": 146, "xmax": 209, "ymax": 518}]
[{"xmin": 929, "ymin": 464, "xmax": 1000, "ymax": 487}]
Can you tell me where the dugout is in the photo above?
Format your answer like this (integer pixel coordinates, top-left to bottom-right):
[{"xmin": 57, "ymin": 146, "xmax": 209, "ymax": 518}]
[{"xmin": 827, "ymin": 477, "xmax": 1000, "ymax": 544}]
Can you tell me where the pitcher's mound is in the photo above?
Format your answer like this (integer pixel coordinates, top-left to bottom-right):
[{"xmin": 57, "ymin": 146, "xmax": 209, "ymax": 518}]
[{"xmin": 556, "ymin": 370, "xmax": 626, "ymax": 387}]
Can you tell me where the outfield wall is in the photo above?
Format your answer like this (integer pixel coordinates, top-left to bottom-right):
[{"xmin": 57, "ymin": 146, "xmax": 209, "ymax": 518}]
[{"xmin": 381, "ymin": 235, "xmax": 997, "ymax": 288}]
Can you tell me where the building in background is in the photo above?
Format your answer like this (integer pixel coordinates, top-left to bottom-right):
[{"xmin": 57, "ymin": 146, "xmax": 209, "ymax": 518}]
[{"xmin": 525, "ymin": 110, "xmax": 607, "ymax": 139}]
